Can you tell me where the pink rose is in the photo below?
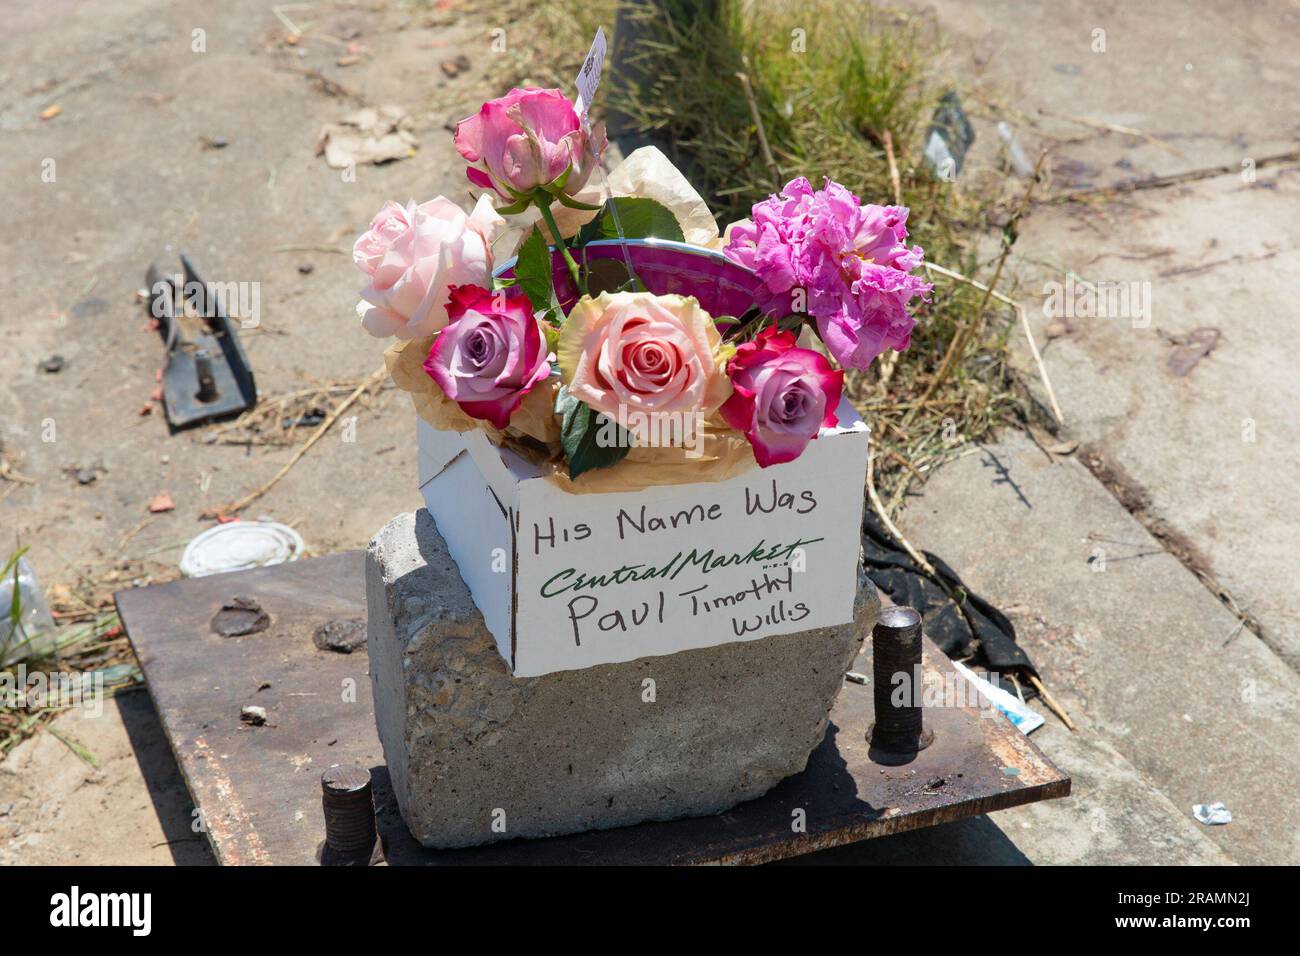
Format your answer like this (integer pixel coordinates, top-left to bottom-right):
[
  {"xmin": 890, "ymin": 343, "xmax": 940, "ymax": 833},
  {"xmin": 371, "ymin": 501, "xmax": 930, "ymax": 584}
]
[
  {"xmin": 557, "ymin": 292, "xmax": 731, "ymax": 442},
  {"xmin": 724, "ymin": 177, "xmax": 930, "ymax": 370},
  {"xmin": 422, "ymin": 286, "xmax": 552, "ymax": 430},
  {"xmin": 454, "ymin": 88, "xmax": 606, "ymax": 201},
  {"xmin": 720, "ymin": 326, "xmax": 843, "ymax": 467},
  {"xmin": 353, "ymin": 194, "xmax": 503, "ymax": 339}
]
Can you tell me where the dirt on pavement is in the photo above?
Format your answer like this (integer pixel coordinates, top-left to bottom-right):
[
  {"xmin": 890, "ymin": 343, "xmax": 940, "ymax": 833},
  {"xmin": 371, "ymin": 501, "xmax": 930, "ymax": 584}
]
[{"xmin": 1, "ymin": 0, "xmax": 516, "ymax": 864}]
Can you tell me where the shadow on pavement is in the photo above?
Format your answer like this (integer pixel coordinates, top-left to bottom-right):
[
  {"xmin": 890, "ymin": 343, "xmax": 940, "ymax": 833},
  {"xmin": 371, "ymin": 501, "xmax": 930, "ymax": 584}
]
[
  {"xmin": 777, "ymin": 815, "xmax": 1032, "ymax": 865},
  {"xmin": 115, "ymin": 690, "xmax": 217, "ymax": 866}
]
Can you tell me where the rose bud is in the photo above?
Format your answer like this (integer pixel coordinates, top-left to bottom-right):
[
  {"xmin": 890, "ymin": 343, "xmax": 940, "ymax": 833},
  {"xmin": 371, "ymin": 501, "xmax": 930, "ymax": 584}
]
[{"xmin": 454, "ymin": 87, "xmax": 606, "ymax": 206}]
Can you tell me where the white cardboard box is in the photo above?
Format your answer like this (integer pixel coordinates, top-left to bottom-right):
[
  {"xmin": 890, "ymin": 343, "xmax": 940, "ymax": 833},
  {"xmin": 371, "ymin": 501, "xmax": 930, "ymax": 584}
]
[{"xmin": 417, "ymin": 400, "xmax": 870, "ymax": 677}]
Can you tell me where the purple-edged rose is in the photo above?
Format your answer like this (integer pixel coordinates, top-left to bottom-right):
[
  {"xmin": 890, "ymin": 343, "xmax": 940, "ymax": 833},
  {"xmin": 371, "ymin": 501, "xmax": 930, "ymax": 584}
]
[
  {"xmin": 720, "ymin": 326, "xmax": 844, "ymax": 468},
  {"xmin": 423, "ymin": 285, "xmax": 552, "ymax": 430}
]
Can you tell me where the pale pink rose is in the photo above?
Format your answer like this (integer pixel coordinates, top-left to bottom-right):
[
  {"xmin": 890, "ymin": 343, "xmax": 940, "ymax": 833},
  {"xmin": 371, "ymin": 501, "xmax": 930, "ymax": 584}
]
[
  {"xmin": 352, "ymin": 194, "xmax": 503, "ymax": 339},
  {"xmin": 557, "ymin": 292, "xmax": 731, "ymax": 441}
]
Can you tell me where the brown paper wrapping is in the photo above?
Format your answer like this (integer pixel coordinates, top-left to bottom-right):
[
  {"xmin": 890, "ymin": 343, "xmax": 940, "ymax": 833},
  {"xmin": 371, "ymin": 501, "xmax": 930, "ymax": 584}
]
[{"xmin": 537, "ymin": 419, "xmax": 757, "ymax": 494}]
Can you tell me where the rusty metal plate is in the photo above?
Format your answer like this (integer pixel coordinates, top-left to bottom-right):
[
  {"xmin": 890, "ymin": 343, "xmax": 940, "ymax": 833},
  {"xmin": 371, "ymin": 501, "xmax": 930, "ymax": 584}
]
[{"xmin": 116, "ymin": 552, "xmax": 1069, "ymax": 865}]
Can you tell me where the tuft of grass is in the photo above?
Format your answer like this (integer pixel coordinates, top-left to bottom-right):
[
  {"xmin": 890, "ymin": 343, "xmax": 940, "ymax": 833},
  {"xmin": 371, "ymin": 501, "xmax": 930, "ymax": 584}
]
[
  {"xmin": 0, "ymin": 609, "xmax": 134, "ymax": 757},
  {"xmin": 1, "ymin": 543, "xmax": 140, "ymax": 756},
  {"xmin": 467, "ymin": 0, "xmax": 1043, "ymax": 513}
]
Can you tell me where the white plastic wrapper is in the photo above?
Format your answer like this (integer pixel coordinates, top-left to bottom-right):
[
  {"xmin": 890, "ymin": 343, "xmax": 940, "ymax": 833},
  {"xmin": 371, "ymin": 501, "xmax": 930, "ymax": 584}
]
[
  {"xmin": 545, "ymin": 146, "xmax": 725, "ymax": 249},
  {"xmin": 1192, "ymin": 802, "xmax": 1232, "ymax": 826},
  {"xmin": 952, "ymin": 659, "xmax": 1045, "ymax": 735}
]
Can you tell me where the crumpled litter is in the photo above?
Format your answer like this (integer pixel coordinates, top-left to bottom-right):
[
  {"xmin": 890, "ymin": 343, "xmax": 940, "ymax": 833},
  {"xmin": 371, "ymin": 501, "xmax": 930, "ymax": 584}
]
[
  {"xmin": 316, "ymin": 105, "xmax": 417, "ymax": 169},
  {"xmin": 1192, "ymin": 802, "xmax": 1232, "ymax": 825}
]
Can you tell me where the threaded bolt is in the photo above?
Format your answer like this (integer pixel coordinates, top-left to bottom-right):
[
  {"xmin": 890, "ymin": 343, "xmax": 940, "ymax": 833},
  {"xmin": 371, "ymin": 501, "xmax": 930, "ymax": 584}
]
[
  {"xmin": 869, "ymin": 606, "xmax": 934, "ymax": 754},
  {"xmin": 321, "ymin": 764, "xmax": 376, "ymax": 861},
  {"xmin": 194, "ymin": 349, "xmax": 218, "ymax": 402}
]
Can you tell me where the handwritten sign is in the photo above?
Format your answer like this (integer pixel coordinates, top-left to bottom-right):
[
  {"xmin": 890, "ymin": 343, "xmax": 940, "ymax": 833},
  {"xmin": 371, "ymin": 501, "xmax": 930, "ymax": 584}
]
[
  {"xmin": 419, "ymin": 400, "xmax": 870, "ymax": 677},
  {"xmin": 513, "ymin": 424, "xmax": 868, "ymax": 675},
  {"xmin": 573, "ymin": 27, "xmax": 606, "ymax": 119}
]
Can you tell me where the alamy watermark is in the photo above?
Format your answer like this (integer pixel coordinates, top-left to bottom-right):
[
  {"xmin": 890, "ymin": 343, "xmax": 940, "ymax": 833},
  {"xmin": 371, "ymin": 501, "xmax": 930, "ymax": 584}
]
[
  {"xmin": 1042, "ymin": 275, "xmax": 1151, "ymax": 328},
  {"xmin": 596, "ymin": 405, "xmax": 706, "ymax": 459},
  {"xmin": 887, "ymin": 664, "xmax": 1001, "ymax": 718},
  {"xmin": 150, "ymin": 275, "xmax": 261, "ymax": 329},
  {"xmin": 1, "ymin": 665, "xmax": 105, "ymax": 718},
  {"xmin": 49, "ymin": 886, "xmax": 150, "ymax": 936}
]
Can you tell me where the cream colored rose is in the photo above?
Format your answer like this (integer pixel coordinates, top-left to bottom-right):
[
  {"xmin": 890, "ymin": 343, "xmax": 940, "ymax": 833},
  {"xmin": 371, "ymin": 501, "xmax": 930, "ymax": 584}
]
[{"xmin": 557, "ymin": 292, "xmax": 731, "ymax": 442}]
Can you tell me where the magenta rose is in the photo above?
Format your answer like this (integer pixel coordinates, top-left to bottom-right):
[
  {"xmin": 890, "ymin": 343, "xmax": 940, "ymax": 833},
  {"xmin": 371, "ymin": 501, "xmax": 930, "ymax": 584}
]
[
  {"xmin": 454, "ymin": 87, "xmax": 606, "ymax": 201},
  {"xmin": 724, "ymin": 177, "xmax": 931, "ymax": 370},
  {"xmin": 720, "ymin": 326, "xmax": 844, "ymax": 467},
  {"xmin": 422, "ymin": 285, "xmax": 552, "ymax": 429}
]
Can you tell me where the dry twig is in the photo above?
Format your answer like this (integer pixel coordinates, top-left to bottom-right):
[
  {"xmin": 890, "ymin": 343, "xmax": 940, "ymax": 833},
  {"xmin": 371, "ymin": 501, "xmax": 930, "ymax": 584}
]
[
  {"xmin": 882, "ymin": 130, "xmax": 903, "ymax": 205},
  {"xmin": 923, "ymin": 261, "xmax": 1065, "ymax": 425},
  {"xmin": 866, "ymin": 448, "xmax": 936, "ymax": 577},
  {"xmin": 0, "ymin": 460, "xmax": 37, "ymax": 485},
  {"xmin": 736, "ymin": 58, "xmax": 782, "ymax": 190},
  {"xmin": 203, "ymin": 367, "xmax": 387, "ymax": 518},
  {"xmin": 1027, "ymin": 673, "xmax": 1076, "ymax": 731}
]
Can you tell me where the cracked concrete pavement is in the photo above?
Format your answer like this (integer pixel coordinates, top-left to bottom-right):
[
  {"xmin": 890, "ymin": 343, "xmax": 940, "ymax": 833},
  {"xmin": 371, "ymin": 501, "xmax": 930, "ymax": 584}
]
[
  {"xmin": 878, "ymin": 0, "xmax": 1300, "ymax": 863},
  {"xmin": 905, "ymin": 0, "xmax": 1300, "ymax": 667}
]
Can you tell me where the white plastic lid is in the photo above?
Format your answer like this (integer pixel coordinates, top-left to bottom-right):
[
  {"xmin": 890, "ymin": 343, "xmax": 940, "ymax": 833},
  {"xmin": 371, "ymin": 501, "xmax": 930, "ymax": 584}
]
[{"xmin": 179, "ymin": 521, "xmax": 304, "ymax": 577}]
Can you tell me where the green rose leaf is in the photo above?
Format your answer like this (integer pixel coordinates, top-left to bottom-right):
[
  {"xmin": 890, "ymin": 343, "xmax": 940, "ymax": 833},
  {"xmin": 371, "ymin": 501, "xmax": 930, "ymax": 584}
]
[
  {"xmin": 575, "ymin": 197, "xmax": 685, "ymax": 247},
  {"xmin": 514, "ymin": 228, "xmax": 555, "ymax": 313},
  {"xmin": 553, "ymin": 192, "xmax": 605, "ymax": 211},
  {"xmin": 556, "ymin": 386, "xmax": 631, "ymax": 479},
  {"xmin": 494, "ymin": 195, "xmax": 533, "ymax": 216}
]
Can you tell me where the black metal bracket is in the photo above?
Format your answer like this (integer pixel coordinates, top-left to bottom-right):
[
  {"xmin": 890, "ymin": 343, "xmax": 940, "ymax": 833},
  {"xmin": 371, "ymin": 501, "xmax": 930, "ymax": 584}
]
[{"xmin": 145, "ymin": 253, "xmax": 257, "ymax": 429}]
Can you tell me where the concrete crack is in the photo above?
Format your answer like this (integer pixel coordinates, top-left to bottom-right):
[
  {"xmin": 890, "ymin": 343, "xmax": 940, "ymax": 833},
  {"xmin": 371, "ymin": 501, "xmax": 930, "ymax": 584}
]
[
  {"xmin": 1042, "ymin": 148, "xmax": 1300, "ymax": 206},
  {"xmin": 1079, "ymin": 445, "xmax": 1275, "ymax": 664}
]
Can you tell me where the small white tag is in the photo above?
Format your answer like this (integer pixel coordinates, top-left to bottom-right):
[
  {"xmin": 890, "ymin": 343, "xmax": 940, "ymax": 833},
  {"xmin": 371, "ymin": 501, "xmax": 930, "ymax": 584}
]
[{"xmin": 573, "ymin": 27, "xmax": 607, "ymax": 119}]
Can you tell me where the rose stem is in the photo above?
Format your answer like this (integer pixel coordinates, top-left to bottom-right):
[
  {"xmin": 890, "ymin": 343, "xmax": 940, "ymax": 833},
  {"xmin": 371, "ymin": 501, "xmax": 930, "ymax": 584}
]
[{"xmin": 534, "ymin": 198, "xmax": 584, "ymax": 298}]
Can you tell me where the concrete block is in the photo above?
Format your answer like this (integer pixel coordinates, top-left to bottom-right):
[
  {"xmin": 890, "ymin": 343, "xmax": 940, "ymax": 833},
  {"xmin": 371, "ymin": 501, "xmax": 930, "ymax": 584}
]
[{"xmin": 367, "ymin": 510, "xmax": 878, "ymax": 848}]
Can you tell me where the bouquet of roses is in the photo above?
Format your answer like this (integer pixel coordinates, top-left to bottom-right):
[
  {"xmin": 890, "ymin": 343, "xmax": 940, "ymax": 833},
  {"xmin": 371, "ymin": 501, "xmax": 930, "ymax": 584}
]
[{"xmin": 353, "ymin": 86, "xmax": 929, "ymax": 482}]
